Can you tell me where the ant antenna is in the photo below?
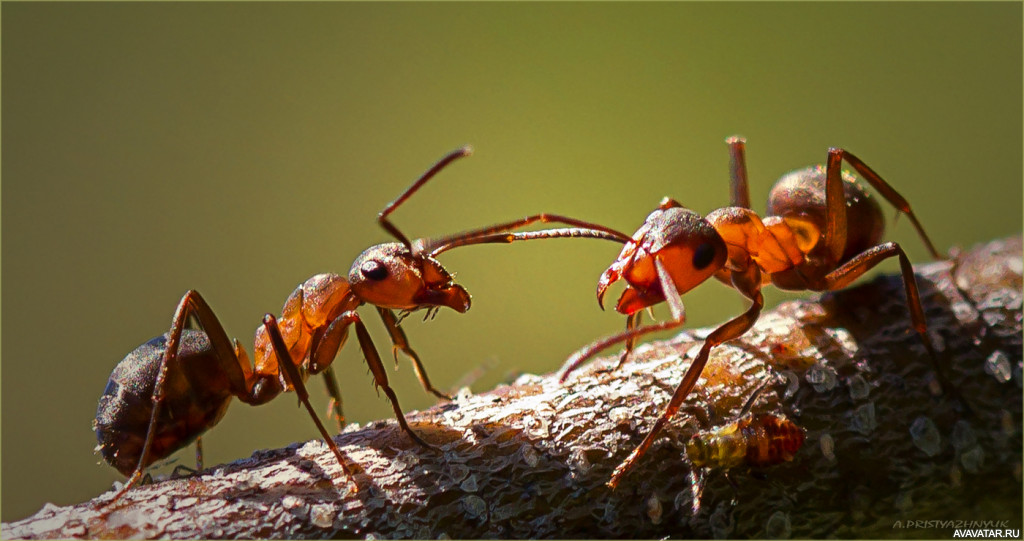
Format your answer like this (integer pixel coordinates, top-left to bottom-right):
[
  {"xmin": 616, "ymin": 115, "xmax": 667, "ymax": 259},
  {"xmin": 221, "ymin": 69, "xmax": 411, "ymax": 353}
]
[{"xmin": 377, "ymin": 146, "xmax": 474, "ymax": 249}]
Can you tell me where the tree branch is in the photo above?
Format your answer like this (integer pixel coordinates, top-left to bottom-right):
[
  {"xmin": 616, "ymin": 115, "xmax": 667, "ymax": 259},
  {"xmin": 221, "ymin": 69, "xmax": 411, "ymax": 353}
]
[{"xmin": 5, "ymin": 237, "xmax": 1022, "ymax": 539}]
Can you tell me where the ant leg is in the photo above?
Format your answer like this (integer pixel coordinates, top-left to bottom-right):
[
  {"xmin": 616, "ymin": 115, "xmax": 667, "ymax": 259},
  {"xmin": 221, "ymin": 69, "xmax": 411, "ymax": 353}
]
[
  {"xmin": 314, "ymin": 311, "xmax": 440, "ymax": 451},
  {"xmin": 170, "ymin": 465, "xmax": 198, "ymax": 478},
  {"xmin": 821, "ymin": 150, "xmax": 850, "ymax": 266},
  {"xmin": 810, "ymin": 242, "xmax": 959, "ymax": 400},
  {"xmin": 195, "ymin": 436, "xmax": 203, "ymax": 471},
  {"xmin": 353, "ymin": 318, "xmax": 441, "ymax": 451},
  {"xmin": 560, "ymin": 317, "xmax": 686, "ymax": 383},
  {"xmin": 726, "ymin": 136, "xmax": 751, "ymax": 209},
  {"xmin": 377, "ymin": 308, "xmax": 452, "ymax": 401},
  {"xmin": 262, "ymin": 315, "xmax": 357, "ymax": 485},
  {"xmin": 378, "ymin": 146, "xmax": 474, "ymax": 248},
  {"xmin": 100, "ymin": 290, "xmax": 245, "ymax": 507},
  {"xmin": 832, "ymin": 148, "xmax": 943, "ymax": 260},
  {"xmin": 560, "ymin": 260, "xmax": 687, "ymax": 381},
  {"xmin": 308, "ymin": 319, "xmax": 353, "ymax": 432},
  {"xmin": 607, "ymin": 288, "xmax": 764, "ymax": 489},
  {"xmin": 305, "ymin": 323, "xmax": 354, "ymax": 431},
  {"xmin": 594, "ymin": 312, "xmax": 644, "ymax": 376},
  {"xmin": 611, "ymin": 311, "xmax": 644, "ymax": 372},
  {"xmin": 420, "ymin": 213, "xmax": 630, "ymax": 255},
  {"xmin": 321, "ymin": 366, "xmax": 346, "ymax": 431},
  {"xmin": 616, "ymin": 259, "xmax": 686, "ymax": 369}
]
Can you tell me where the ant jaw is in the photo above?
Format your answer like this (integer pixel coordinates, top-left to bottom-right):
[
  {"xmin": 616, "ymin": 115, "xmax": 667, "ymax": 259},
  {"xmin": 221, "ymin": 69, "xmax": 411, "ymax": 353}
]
[
  {"xmin": 413, "ymin": 284, "xmax": 471, "ymax": 314},
  {"xmin": 615, "ymin": 285, "xmax": 664, "ymax": 316},
  {"xmin": 596, "ymin": 268, "xmax": 619, "ymax": 311}
]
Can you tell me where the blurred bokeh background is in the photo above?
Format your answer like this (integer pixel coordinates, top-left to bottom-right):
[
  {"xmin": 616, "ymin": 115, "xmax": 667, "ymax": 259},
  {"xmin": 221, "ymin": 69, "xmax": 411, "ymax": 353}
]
[{"xmin": 2, "ymin": 3, "xmax": 1020, "ymax": 522}]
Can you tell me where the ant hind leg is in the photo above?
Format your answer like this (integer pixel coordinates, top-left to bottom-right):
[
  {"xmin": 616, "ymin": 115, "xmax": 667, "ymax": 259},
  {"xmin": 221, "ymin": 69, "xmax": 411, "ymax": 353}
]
[
  {"xmin": 98, "ymin": 290, "xmax": 241, "ymax": 509},
  {"xmin": 831, "ymin": 148, "xmax": 943, "ymax": 259},
  {"xmin": 813, "ymin": 242, "xmax": 972, "ymax": 414}
]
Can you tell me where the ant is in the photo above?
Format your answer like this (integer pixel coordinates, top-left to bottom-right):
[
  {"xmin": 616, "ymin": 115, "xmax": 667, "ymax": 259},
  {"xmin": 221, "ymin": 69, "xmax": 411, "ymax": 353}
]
[
  {"xmin": 94, "ymin": 146, "xmax": 632, "ymax": 505},
  {"xmin": 558, "ymin": 136, "xmax": 944, "ymax": 489}
]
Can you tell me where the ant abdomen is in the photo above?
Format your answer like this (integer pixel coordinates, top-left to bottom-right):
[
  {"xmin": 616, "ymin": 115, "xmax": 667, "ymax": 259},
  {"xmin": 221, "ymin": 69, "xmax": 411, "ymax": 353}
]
[
  {"xmin": 94, "ymin": 330, "xmax": 232, "ymax": 476},
  {"xmin": 767, "ymin": 166, "xmax": 884, "ymax": 263}
]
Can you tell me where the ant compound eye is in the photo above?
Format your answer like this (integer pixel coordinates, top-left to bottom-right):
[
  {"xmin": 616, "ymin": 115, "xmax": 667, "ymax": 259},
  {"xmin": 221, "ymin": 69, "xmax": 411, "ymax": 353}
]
[
  {"xmin": 360, "ymin": 260, "xmax": 388, "ymax": 281},
  {"xmin": 692, "ymin": 242, "xmax": 717, "ymax": 270}
]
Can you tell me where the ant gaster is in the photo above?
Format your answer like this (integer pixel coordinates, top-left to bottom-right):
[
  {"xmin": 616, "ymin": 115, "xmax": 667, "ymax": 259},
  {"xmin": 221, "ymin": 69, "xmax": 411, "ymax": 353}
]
[
  {"xmin": 558, "ymin": 136, "xmax": 944, "ymax": 489},
  {"xmin": 95, "ymin": 146, "xmax": 631, "ymax": 504}
]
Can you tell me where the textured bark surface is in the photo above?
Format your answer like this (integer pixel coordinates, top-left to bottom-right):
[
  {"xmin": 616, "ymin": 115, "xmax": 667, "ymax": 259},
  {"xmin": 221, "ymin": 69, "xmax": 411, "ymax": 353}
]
[{"xmin": 4, "ymin": 236, "xmax": 1022, "ymax": 539}]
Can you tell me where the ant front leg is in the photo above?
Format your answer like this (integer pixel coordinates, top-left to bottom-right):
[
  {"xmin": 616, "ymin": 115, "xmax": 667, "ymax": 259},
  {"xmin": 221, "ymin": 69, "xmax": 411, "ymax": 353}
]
[
  {"xmin": 321, "ymin": 366, "xmax": 346, "ymax": 431},
  {"xmin": 559, "ymin": 259, "xmax": 687, "ymax": 382},
  {"xmin": 262, "ymin": 315, "xmax": 357, "ymax": 486},
  {"xmin": 828, "ymin": 148, "xmax": 943, "ymax": 259},
  {"xmin": 377, "ymin": 307, "xmax": 452, "ymax": 401},
  {"xmin": 559, "ymin": 316, "xmax": 687, "ymax": 383},
  {"xmin": 312, "ymin": 310, "xmax": 440, "ymax": 451},
  {"xmin": 607, "ymin": 264, "xmax": 764, "ymax": 490},
  {"xmin": 607, "ymin": 311, "xmax": 643, "ymax": 373}
]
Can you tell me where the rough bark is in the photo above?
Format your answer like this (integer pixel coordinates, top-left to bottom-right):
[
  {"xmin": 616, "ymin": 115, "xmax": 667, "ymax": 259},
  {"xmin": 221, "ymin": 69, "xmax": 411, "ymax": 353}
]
[{"xmin": 4, "ymin": 236, "xmax": 1022, "ymax": 539}]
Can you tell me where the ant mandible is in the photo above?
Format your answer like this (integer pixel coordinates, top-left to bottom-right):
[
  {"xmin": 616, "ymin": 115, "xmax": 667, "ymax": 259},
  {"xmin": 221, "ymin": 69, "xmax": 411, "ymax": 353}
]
[
  {"xmin": 558, "ymin": 136, "xmax": 944, "ymax": 489},
  {"xmin": 95, "ymin": 146, "xmax": 631, "ymax": 504}
]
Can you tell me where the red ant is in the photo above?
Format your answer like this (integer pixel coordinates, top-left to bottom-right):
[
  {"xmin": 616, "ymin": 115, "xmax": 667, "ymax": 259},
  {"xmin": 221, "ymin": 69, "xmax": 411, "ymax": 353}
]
[
  {"xmin": 558, "ymin": 136, "xmax": 944, "ymax": 489},
  {"xmin": 94, "ymin": 146, "xmax": 631, "ymax": 504}
]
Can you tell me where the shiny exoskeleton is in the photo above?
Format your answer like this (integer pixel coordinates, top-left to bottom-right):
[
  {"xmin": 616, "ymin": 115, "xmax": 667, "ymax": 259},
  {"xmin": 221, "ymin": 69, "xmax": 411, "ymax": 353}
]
[
  {"xmin": 95, "ymin": 146, "xmax": 631, "ymax": 505},
  {"xmin": 559, "ymin": 136, "xmax": 944, "ymax": 489},
  {"xmin": 686, "ymin": 413, "xmax": 805, "ymax": 470},
  {"xmin": 96, "ymin": 329, "xmax": 229, "ymax": 478}
]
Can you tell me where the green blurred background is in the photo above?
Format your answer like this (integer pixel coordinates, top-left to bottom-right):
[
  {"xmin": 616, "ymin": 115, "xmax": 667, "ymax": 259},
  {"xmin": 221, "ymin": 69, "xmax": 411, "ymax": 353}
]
[{"xmin": 2, "ymin": 3, "xmax": 1020, "ymax": 522}]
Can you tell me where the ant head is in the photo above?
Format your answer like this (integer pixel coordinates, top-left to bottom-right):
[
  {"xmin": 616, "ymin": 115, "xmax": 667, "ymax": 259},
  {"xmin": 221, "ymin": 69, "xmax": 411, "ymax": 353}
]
[
  {"xmin": 597, "ymin": 199, "xmax": 727, "ymax": 315},
  {"xmin": 348, "ymin": 243, "xmax": 471, "ymax": 313}
]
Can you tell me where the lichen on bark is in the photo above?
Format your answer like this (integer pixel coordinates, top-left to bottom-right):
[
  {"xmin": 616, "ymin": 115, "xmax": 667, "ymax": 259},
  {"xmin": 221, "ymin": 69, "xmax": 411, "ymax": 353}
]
[{"xmin": 4, "ymin": 237, "xmax": 1022, "ymax": 539}]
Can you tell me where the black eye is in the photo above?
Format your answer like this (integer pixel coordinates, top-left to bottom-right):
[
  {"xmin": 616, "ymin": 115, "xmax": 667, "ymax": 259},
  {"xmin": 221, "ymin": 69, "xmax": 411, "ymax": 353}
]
[
  {"xmin": 360, "ymin": 260, "xmax": 388, "ymax": 281},
  {"xmin": 692, "ymin": 243, "xmax": 716, "ymax": 270}
]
